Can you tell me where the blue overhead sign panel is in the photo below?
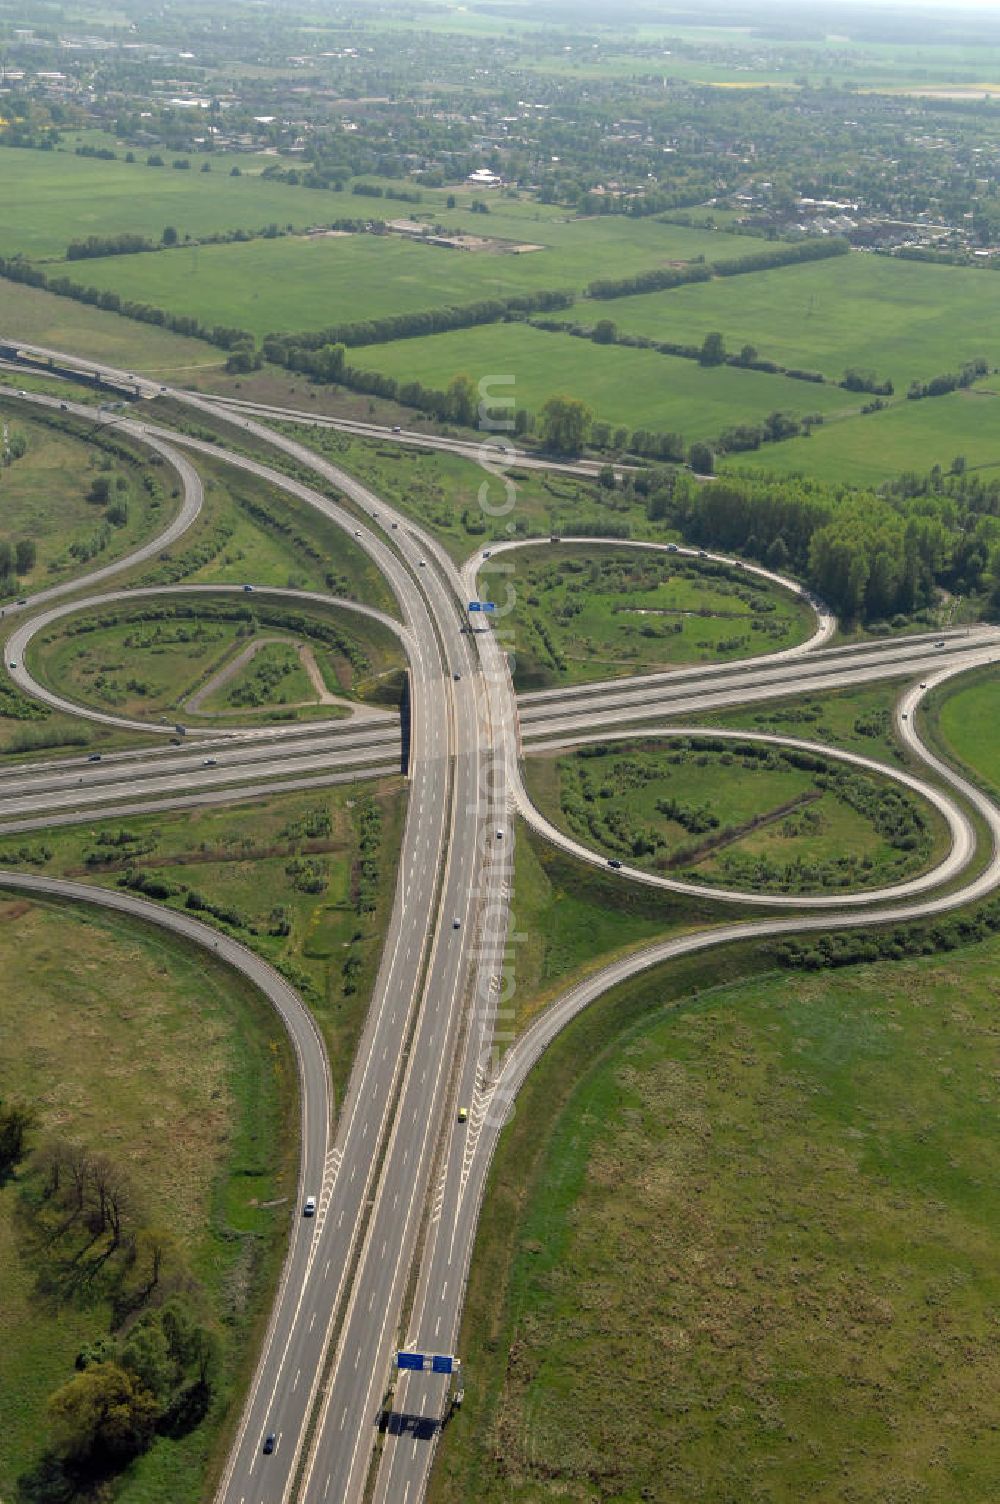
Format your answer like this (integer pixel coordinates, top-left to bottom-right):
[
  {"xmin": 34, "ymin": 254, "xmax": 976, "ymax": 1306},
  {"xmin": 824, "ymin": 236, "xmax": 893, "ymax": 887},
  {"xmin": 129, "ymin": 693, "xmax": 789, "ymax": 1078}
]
[
  {"xmin": 468, "ymin": 601, "xmax": 482, "ymax": 612},
  {"xmin": 480, "ymin": 601, "xmax": 497, "ymax": 613},
  {"xmin": 396, "ymin": 1351, "xmax": 460, "ymax": 1374}
]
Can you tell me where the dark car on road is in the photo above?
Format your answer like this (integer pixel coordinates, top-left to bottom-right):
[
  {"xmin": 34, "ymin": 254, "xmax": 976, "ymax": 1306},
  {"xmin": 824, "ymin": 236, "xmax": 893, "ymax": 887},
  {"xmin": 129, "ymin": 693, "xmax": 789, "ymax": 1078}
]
[{"xmin": 263, "ymin": 1433, "xmax": 276, "ymax": 1455}]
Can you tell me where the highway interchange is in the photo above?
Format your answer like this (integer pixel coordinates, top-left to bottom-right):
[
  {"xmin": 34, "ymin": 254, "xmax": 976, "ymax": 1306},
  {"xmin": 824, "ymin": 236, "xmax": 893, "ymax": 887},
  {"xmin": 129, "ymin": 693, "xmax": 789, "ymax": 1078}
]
[{"xmin": 2, "ymin": 352, "xmax": 999, "ymax": 1503}]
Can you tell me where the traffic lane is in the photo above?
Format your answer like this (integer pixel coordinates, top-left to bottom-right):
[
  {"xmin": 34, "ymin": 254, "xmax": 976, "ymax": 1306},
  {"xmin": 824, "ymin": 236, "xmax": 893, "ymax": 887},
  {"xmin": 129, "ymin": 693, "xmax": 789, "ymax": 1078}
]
[
  {"xmin": 370, "ymin": 678, "xmax": 514, "ymax": 1501},
  {"xmin": 301, "ymin": 728, "xmax": 483, "ymax": 1502},
  {"xmin": 373, "ymin": 688, "xmax": 518, "ymax": 1494},
  {"xmin": 0, "ymin": 741, "xmax": 402, "ymax": 819},
  {"xmin": 0, "ymin": 722, "xmax": 401, "ymax": 795},
  {"xmin": 0, "ymin": 763, "xmax": 402, "ymax": 838},
  {"xmin": 232, "ymin": 670, "xmax": 455, "ymax": 1503},
  {"xmin": 515, "ymin": 630, "xmax": 1000, "ymax": 724},
  {"xmin": 518, "ymin": 644, "xmax": 1000, "ymax": 743},
  {"xmin": 4, "ymin": 581, "xmax": 410, "ymax": 737},
  {"xmin": 206, "ymin": 395, "xmax": 609, "ymax": 479},
  {"xmin": 0, "ymin": 868, "xmax": 330, "ymax": 1503},
  {"xmin": 515, "ymin": 623, "xmax": 999, "ymax": 712}
]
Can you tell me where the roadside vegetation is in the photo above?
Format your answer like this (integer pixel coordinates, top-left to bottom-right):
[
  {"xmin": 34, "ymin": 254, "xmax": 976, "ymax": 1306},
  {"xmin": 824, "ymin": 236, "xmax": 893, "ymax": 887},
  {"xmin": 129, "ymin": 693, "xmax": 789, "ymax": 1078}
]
[
  {"xmin": 0, "ymin": 782, "xmax": 405, "ymax": 1102},
  {"xmin": 491, "ymin": 546, "xmax": 813, "ymax": 690},
  {"xmin": 676, "ymin": 681, "xmax": 910, "ymax": 767},
  {"xmin": 0, "ymin": 897, "xmax": 295, "ymax": 1504},
  {"xmin": 432, "ymin": 939, "xmax": 1000, "ymax": 1504},
  {"xmin": 27, "ymin": 598, "xmax": 404, "ymax": 725},
  {"xmin": 0, "ymin": 405, "xmax": 179, "ymax": 602},
  {"xmin": 526, "ymin": 736, "xmax": 943, "ymax": 895}
]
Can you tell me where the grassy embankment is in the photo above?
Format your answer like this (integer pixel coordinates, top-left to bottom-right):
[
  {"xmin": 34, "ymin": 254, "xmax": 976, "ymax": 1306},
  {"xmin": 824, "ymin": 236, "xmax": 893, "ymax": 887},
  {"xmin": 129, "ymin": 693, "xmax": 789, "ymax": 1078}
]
[
  {"xmin": 0, "ymin": 406, "xmax": 175, "ymax": 603},
  {"xmin": 482, "ymin": 546, "xmax": 814, "ymax": 690},
  {"xmin": 26, "ymin": 598, "xmax": 401, "ymax": 727},
  {"xmin": 524, "ymin": 734, "xmax": 946, "ymax": 895},
  {"xmin": 431, "ymin": 940, "xmax": 1000, "ymax": 1504},
  {"xmin": 0, "ymin": 898, "xmax": 295, "ymax": 1503},
  {"xmin": 0, "ymin": 779, "xmax": 405, "ymax": 1105}
]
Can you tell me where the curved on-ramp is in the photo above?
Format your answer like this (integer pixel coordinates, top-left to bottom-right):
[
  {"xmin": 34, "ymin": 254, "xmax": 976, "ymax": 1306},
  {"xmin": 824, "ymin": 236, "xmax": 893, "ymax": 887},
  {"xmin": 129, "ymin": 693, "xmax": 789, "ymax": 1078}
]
[{"xmin": 5, "ymin": 583, "xmax": 409, "ymax": 737}]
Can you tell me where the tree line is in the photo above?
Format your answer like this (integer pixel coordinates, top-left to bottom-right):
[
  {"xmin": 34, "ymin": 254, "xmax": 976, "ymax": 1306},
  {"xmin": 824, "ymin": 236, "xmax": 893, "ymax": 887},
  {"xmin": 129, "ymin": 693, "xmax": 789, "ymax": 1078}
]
[
  {"xmin": 0, "ymin": 255, "xmax": 255, "ymax": 354},
  {"xmin": 2, "ymin": 1102, "xmax": 223, "ymax": 1498},
  {"xmin": 529, "ymin": 316, "xmax": 876, "ymax": 395},
  {"xmin": 907, "ymin": 358, "xmax": 989, "ymax": 400},
  {"xmin": 263, "ymin": 287, "xmax": 574, "ymax": 355},
  {"xmin": 586, "ymin": 236, "xmax": 850, "ymax": 300},
  {"xmin": 649, "ymin": 463, "xmax": 1000, "ymax": 623}
]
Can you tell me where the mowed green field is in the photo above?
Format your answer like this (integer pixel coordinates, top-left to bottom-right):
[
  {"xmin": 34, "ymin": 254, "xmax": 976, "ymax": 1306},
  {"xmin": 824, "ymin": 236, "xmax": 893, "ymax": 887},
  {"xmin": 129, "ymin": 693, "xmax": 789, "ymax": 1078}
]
[
  {"xmin": 0, "ymin": 148, "xmax": 342, "ymax": 260},
  {"xmin": 556, "ymin": 252, "xmax": 1000, "ymax": 390},
  {"xmin": 727, "ymin": 382, "xmax": 1000, "ymax": 486},
  {"xmin": 53, "ymin": 216, "xmax": 729, "ymax": 339},
  {"xmin": 351, "ymin": 322, "xmax": 860, "ymax": 436},
  {"xmin": 433, "ymin": 942, "xmax": 1000, "ymax": 1504}
]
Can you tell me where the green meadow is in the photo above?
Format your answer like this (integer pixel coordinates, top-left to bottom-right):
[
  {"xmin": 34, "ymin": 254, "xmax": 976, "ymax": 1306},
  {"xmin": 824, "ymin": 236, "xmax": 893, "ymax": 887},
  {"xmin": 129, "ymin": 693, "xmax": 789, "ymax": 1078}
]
[
  {"xmin": 727, "ymin": 381, "xmax": 1000, "ymax": 486},
  {"xmin": 0, "ymin": 898, "xmax": 294, "ymax": 1503},
  {"xmin": 557, "ymin": 251, "xmax": 1000, "ymax": 390},
  {"xmin": 48, "ymin": 216, "xmax": 729, "ymax": 340},
  {"xmin": 350, "ymin": 322, "xmax": 860, "ymax": 437},
  {"xmin": 433, "ymin": 939, "xmax": 1000, "ymax": 1504},
  {"xmin": 0, "ymin": 148, "xmax": 338, "ymax": 260}
]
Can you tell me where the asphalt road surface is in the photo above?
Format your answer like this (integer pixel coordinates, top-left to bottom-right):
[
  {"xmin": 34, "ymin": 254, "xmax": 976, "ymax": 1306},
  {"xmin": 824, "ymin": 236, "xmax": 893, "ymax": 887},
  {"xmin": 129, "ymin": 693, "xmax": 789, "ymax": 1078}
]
[{"xmin": 3, "ymin": 361, "xmax": 1000, "ymax": 1504}]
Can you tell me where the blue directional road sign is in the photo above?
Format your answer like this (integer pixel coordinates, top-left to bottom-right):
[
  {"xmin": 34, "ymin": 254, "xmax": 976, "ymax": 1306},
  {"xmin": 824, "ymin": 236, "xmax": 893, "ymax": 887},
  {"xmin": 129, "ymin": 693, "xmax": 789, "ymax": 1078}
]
[
  {"xmin": 396, "ymin": 1351, "xmax": 460, "ymax": 1374},
  {"xmin": 468, "ymin": 601, "xmax": 482, "ymax": 612},
  {"xmin": 480, "ymin": 601, "xmax": 497, "ymax": 613}
]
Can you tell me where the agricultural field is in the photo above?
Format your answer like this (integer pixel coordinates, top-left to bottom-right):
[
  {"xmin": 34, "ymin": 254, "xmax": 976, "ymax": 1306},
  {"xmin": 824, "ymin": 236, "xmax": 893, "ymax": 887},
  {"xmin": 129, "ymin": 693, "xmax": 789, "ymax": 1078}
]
[
  {"xmin": 0, "ymin": 408, "xmax": 176, "ymax": 603},
  {"xmin": 559, "ymin": 252, "xmax": 1000, "ymax": 391},
  {"xmin": 0, "ymin": 147, "xmax": 341, "ymax": 261},
  {"xmin": 27, "ymin": 598, "xmax": 405, "ymax": 725},
  {"xmin": 727, "ymin": 381, "xmax": 1000, "ymax": 487},
  {"xmin": 350, "ymin": 322, "xmax": 860, "ymax": 439},
  {"xmin": 0, "ymin": 897, "xmax": 294, "ymax": 1503},
  {"xmin": 0, "ymin": 779, "xmax": 405, "ymax": 1100},
  {"xmin": 433, "ymin": 939, "xmax": 1000, "ymax": 1504},
  {"xmin": 52, "ymin": 216, "xmax": 728, "ymax": 342},
  {"xmin": 0, "ymin": 278, "xmax": 227, "ymax": 385},
  {"xmin": 487, "ymin": 547, "xmax": 814, "ymax": 690},
  {"xmin": 525, "ymin": 736, "xmax": 944, "ymax": 895}
]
